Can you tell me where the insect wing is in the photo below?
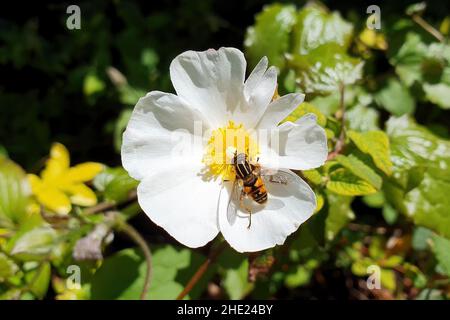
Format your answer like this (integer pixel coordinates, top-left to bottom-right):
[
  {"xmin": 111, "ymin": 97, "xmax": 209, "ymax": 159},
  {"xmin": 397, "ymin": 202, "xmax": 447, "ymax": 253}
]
[
  {"xmin": 226, "ymin": 180, "xmax": 241, "ymax": 224},
  {"xmin": 262, "ymin": 168, "xmax": 299, "ymax": 185}
]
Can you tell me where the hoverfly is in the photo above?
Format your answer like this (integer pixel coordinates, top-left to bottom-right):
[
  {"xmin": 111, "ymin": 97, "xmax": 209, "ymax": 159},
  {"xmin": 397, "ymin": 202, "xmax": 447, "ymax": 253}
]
[{"xmin": 229, "ymin": 152, "xmax": 296, "ymax": 229}]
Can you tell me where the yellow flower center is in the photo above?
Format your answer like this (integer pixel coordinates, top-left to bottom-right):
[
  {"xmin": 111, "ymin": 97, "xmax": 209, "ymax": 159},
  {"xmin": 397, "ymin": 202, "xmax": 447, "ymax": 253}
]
[{"xmin": 203, "ymin": 121, "xmax": 259, "ymax": 181}]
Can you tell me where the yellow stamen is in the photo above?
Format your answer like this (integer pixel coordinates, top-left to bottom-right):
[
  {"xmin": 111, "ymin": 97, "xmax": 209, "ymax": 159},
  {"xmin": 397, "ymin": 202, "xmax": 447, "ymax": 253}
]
[{"xmin": 203, "ymin": 121, "xmax": 259, "ymax": 180}]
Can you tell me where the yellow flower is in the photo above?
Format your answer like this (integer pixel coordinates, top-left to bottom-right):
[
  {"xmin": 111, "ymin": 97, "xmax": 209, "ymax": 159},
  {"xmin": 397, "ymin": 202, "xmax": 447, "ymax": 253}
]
[{"xmin": 28, "ymin": 143, "xmax": 103, "ymax": 215}]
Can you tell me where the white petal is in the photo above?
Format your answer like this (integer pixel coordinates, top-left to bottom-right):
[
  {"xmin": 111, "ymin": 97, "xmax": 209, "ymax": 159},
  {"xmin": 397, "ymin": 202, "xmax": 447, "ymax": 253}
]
[
  {"xmin": 218, "ymin": 169, "xmax": 316, "ymax": 252},
  {"xmin": 243, "ymin": 57, "xmax": 278, "ymax": 128},
  {"xmin": 256, "ymin": 93, "xmax": 305, "ymax": 129},
  {"xmin": 137, "ymin": 164, "xmax": 221, "ymax": 248},
  {"xmin": 170, "ymin": 47, "xmax": 247, "ymax": 127},
  {"xmin": 121, "ymin": 91, "xmax": 208, "ymax": 181},
  {"xmin": 259, "ymin": 114, "xmax": 328, "ymax": 171}
]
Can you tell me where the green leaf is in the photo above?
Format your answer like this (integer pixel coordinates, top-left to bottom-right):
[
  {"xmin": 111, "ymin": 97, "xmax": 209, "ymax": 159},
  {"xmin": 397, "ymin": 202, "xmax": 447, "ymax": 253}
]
[
  {"xmin": 302, "ymin": 169, "xmax": 323, "ymax": 185},
  {"xmin": 431, "ymin": 234, "xmax": 450, "ymax": 277},
  {"xmin": 387, "ymin": 116, "xmax": 450, "ymax": 238},
  {"xmin": 292, "ymin": 5, "xmax": 353, "ymax": 55},
  {"xmin": 114, "ymin": 109, "xmax": 132, "ymax": 152},
  {"xmin": 83, "ymin": 73, "xmax": 105, "ymax": 97},
  {"xmin": 423, "ymin": 83, "xmax": 450, "ymax": 109},
  {"xmin": 91, "ymin": 245, "xmax": 211, "ymax": 300},
  {"xmin": 348, "ymin": 130, "xmax": 393, "ymax": 176},
  {"xmin": 288, "ymin": 43, "xmax": 364, "ymax": 94},
  {"xmin": 283, "ymin": 102, "xmax": 327, "ymax": 126},
  {"xmin": 362, "ymin": 192, "xmax": 384, "ymax": 208},
  {"xmin": 382, "ymin": 204, "xmax": 398, "ymax": 225},
  {"xmin": 325, "ymin": 192, "xmax": 355, "ymax": 240},
  {"xmin": 375, "ymin": 78, "xmax": 415, "ymax": 116},
  {"xmin": 218, "ymin": 249, "xmax": 253, "ymax": 299},
  {"xmin": 380, "ymin": 268, "xmax": 397, "ymax": 291},
  {"xmin": 327, "ymin": 168, "xmax": 377, "ymax": 196},
  {"xmin": 389, "ymin": 32, "xmax": 427, "ymax": 87},
  {"xmin": 10, "ymin": 227, "xmax": 57, "ymax": 261},
  {"xmin": 25, "ymin": 262, "xmax": 51, "ymax": 299},
  {"xmin": 335, "ymin": 154, "xmax": 382, "ymax": 189},
  {"xmin": 416, "ymin": 288, "xmax": 446, "ymax": 300},
  {"xmin": 244, "ymin": 4, "xmax": 297, "ymax": 69},
  {"xmin": 351, "ymin": 258, "xmax": 373, "ymax": 276},
  {"xmin": 93, "ymin": 167, "xmax": 138, "ymax": 203},
  {"xmin": 346, "ymin": 103, "xmax": 380, "ymax": 132},
  {"xmin": 412, "ymin": 227, "xmax": 434, "ymax": 250},
  {"xmin": 0, "ymin": 252, "xmax": 19, "ymax": 281},
  {"xmin": 0, "ymin": 157, "xmax": 30, "ymax": 227}
]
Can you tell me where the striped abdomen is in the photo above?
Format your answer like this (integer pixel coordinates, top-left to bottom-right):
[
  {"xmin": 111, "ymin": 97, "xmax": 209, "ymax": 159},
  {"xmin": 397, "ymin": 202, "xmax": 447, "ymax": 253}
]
[{"xmin": 233, "ymin": 153, "xmax": 268, "ymax": 204}]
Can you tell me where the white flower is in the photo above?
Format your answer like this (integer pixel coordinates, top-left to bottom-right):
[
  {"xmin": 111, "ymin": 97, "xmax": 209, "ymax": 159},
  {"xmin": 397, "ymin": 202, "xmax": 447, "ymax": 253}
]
[{"xmin": 121, "ymin": 47, "xmax": 328, "ymax": 252}]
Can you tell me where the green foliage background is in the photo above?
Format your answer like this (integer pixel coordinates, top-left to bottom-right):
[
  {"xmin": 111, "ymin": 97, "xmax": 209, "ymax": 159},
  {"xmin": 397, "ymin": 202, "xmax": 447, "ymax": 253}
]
[{"xmin": 0, "ymin": 1, "xmax": 449, "ymax": 300}]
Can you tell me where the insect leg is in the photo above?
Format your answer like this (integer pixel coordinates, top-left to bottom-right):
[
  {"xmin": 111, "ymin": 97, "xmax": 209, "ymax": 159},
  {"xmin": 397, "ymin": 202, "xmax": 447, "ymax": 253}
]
[{"xmin": 238, "ymin": 190, "xmax": 252, "ymax": 229}]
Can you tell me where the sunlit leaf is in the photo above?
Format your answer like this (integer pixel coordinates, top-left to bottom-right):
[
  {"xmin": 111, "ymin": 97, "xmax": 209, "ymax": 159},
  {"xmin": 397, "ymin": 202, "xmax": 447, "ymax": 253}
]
[
  {"xmin": 327, "ymin": 168, "xmax": 377, "ymax": 196},
  {"xmin": 283, "ymin": 102, "xmax": 327, "ymax": 126},
  {"xmin": 375, "ymin": 78, "xmax": 415, "ymax": 116},
  {"xmin": 0, "ymin": 157, "xmax": 30, "ymax": 226},
  {"xmin": 292, "ymin": 5, "xmax": 353, "ymax": 55},
  {"xmin": 10, "ymin": 227, "xmax": 58, "ymax": 261},
  {"xmin": 244, "ymin": 3, "xmax": 297, "ymax": 69},
  {"xmin": 431, "ymin": 234, "xmax": 450, "ymax": 277},
  {"xmin": 348, "ymin": 130, "xmax": 393, "ymax": 176},
  {"xmin": 325, "ymin": 192, "xmax": 355, "ymax": 240},
  {"xmin": 335, "ymin": 154, "xmax": 382, "ymax": 189}
]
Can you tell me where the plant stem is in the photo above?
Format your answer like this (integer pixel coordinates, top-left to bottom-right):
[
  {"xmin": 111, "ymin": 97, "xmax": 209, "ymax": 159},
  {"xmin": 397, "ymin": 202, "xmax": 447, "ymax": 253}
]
[
  {"xmin": 176, "ymin": 242, "xmax": 227, "ymax": 300},
  {"xmin": 84, "ymin": 190, "xmax": 137, "ymax": 215},
  {"xmin": 119, "ymin": 221, "xmax": 152, "ymax": 300},
  {"xmin": 412, "ymin": 14, "xmax": 445, "ymax": 43},
  {"xmin": 328, "ymin": 84, "xmax": 346, "ymax": 160}
]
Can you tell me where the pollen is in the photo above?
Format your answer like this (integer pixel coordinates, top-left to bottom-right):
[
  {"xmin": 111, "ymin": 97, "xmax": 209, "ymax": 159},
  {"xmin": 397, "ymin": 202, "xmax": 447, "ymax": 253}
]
[{"xmin": 203, "ymin": 121, "xmax": 259, "ymax": 181}]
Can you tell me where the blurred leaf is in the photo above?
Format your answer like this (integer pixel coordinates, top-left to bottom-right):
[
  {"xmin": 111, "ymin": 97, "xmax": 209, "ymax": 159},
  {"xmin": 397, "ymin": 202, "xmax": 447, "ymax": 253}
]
[
  {"xmin": 93, "ymin": 167, "xmax": 138, "ymax": 203},
  {"xmin": 351, "ymin": 258, "xmax": 373, "ymax": 276},
  {"xmin": 327, "ymin": 168, "xmax": 377, "ymax": 196},
  {"xmin": 431, "ymin": 234, "xmax": 450, "ymax": 277},
  {"xmin": 403, "ymin": 263, "xmax": 427, "ymax": 288},
  {"xmin": 387, "ymin": 116, "xmax": 450, "ymax": 238},
  {"xmin": 412, "ymin": 227, "xmax": 433, "ymax": 250},
  {"xmin": 218, "ymin": 248, "xmax": 253, "ymax": 299},
  {"xmin": 335, "ymin": 154, "xmax": 382, "ymax": 189},
  {"xmin": 91, "ymin": 246, "xmax": 211, "ymax": 300},
  {"xmin": 283, "ymin": 102, "xmax": 327, "ymax": 126},
  {"xmin": 292, "ymin": 5, "xmax": 353, "ymax": 55},
  {"xmin": 359, "ymin": 29, "xmax": 387, "ymax": 50},
  {"xmin": 0, "ymin": 157, "xmax": 30, "ymax": 226},
  {"xmin": 288, "ymin": 43, "xmax": 364, "ymax": 94},
  {"xmin": 423, "ymin": 83, "xmax": 450, "ymax": 109},
  {"xmin": 348, "ymin": 130, "xmax": 393, "ymax": 176},
  {"xmin": 405, "ymin": 2, "xmax": 427, "ymax": 16},
  {"xmin": 346, "ymin": 103, "xmax": 380, "ymax": 132},
  {"xmin": 114, "ymin": 109, "xmax": 132, "ymax": 152},
  {"xmin": 362, "ymin": 192, "xmax": 384, "ymax": 208},
  {"xmin": 382, "ymin": 204, "xmax": 398, "ymax": 225},
  {"xmin": 325, "ymin": 192, "xmax": 355, "ymax": 241},
  {"xmin": 83, "ymin": 73, "xmax": 105, "ymax": 97},
  {"xmin": 375, "ymin": 78, "xmax": 415, "ymax": 116},
  {"xmin": 380, "ymin": 268, "xmax": 396, "ymax": 291},
  {"xmin": 440, "ymin": 16, "xmax": 450, "ymax": 35},
  {"xmin": 368, "ymin": 236, "xmax": 385, "ymax": 261},
  {"xmin": 25, "ymin": 262, "xmax": 51, "ymax": 299},
  {"xmin": 389, "ymin": 32, "xmax": 426, "ymax": 87},
  {"xmin": 10, "ymin": 226, "xmax": 57, "ymax": 261},
  {"xmin": 245, "ymin": 3, "xmax": 297, "ymax": 69},
  {"xmin": 416, "ymin": 288, "xmax": 446, "ymax": 300},
  {"xmin": 118, "ymin": 85, "xmax": 147, "ymax": 106},
  {"xmin": 0, "ymin": 252, "xmax": 19, "ymax": 281}
]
